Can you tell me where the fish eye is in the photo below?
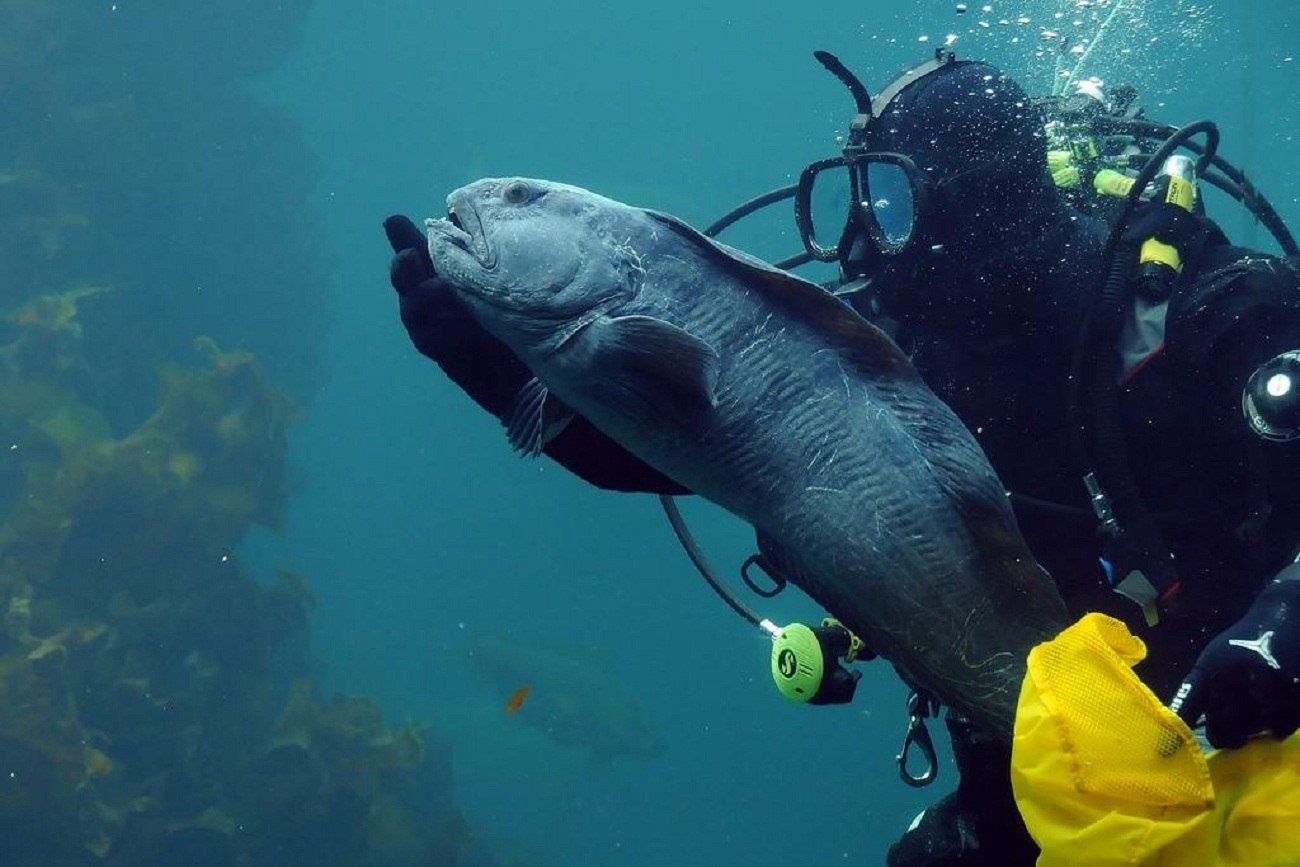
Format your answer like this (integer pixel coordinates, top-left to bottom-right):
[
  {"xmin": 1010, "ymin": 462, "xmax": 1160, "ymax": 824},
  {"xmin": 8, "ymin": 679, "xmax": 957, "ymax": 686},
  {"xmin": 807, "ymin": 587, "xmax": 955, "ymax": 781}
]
[{"xmin": 501, "ymin": 180, "xmax": 532, "ymax": 205}]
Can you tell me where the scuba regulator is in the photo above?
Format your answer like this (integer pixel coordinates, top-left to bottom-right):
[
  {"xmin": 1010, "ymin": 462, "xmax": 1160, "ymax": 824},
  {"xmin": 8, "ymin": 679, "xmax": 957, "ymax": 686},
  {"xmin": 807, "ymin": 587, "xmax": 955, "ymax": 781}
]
[
  {"xmin": 765, "ymin": 614, "xmax": 938, "ymax": 785},
  {"xmin": 769, "ymin": 618, "xmax": 866, "ymax": 705},
  {"xmin": 766, "ymin": 617, "xmax": 938, "ymax": 786},
  {"xmin": 658, "ymin": 497, "xmax": 941, "ymax": 786}
]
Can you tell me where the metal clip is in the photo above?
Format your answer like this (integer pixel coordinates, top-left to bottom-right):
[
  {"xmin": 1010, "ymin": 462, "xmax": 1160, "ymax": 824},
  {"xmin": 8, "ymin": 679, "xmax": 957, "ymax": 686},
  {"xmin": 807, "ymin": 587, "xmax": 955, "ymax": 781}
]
[
  {"xmin": 1083, "ymin": 472, "xmax": 1119, "ymax": 535},
  {"xmin": 896, "ymin": 690, "xmax": 939, "ymax": 788}
]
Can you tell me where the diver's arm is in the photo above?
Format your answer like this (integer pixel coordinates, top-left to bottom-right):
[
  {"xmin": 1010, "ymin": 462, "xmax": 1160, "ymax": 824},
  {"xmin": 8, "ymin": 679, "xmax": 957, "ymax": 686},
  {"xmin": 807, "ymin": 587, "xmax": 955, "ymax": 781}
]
[
  {"xmin": 384, "ymin": 215, "xmax": 690, "ymax": 495},
  {"xmin": 1168, "ymin": 258, "xmax": 1300, "ymax": 746}
]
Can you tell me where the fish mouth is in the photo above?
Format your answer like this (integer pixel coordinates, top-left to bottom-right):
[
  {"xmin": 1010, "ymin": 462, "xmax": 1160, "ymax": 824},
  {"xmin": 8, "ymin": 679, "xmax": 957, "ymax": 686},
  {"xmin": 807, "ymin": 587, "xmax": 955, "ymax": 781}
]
[{"xmin": 426, "ymin": 195, "xmax": 496, "ymax": 270}]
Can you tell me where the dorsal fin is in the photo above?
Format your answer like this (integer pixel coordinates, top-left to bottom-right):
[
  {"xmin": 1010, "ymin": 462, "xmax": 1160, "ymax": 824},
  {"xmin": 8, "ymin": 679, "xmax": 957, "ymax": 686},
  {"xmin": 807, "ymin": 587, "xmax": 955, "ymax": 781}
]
[{"xmin": 643, "ymin": 210, "xmax": 919, "ymax": 385}]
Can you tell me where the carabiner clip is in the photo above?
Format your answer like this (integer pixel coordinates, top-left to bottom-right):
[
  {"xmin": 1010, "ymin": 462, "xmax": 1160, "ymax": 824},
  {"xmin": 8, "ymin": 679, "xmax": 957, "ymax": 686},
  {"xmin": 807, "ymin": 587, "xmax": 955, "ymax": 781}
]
[{"xmin": 896, "ymin": 690, "xmax": 939, "ymax": 788}]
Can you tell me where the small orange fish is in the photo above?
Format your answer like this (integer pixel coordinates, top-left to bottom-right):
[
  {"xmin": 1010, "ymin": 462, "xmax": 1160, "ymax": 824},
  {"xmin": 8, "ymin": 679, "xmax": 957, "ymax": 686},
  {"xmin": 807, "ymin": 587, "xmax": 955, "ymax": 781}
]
[{"xmin": 505, "ymin": 684, "xmax": 531, "ymax": 715}]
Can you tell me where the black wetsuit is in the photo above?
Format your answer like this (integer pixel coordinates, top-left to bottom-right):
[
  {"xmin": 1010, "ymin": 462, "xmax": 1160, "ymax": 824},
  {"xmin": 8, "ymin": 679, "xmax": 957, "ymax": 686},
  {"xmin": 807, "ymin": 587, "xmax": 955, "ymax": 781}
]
[
  {"xmin": 873, "ymin": 209, "xmax": 1300, "ymax": 863},
  {"xmin": 902, "ymin": 237, "xmax": 1300, "ymax": 702}
]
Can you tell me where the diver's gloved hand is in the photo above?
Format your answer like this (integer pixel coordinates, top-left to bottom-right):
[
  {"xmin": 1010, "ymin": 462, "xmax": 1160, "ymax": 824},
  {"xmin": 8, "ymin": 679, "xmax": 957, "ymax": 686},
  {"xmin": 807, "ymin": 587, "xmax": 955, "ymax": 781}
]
[
  {"xmin": 384, "ymin": 213, "xmax": 537, "ymax": 417},
  {"xmin": 383, "ymin": 214, "xmax": 690, "ymax": 495},
  {"xmin": 1118, "ymin": 187, "xmax": 1206, "ymax": 260},
  {"xmin": 1171, "ymin": 565, "xmax": 1300, "ymax": 749}
]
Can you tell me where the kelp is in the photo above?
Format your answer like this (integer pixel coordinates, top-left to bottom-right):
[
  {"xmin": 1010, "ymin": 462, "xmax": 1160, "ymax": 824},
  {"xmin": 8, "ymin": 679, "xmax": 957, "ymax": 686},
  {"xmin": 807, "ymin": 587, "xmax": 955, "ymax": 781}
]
[
  {"xmin": 0, "ymin": 1, "xmax": 518, "ymax": 859},
  {"xmin": 0, "ymin": 293, "xmax": 466, "ymax": 866}
]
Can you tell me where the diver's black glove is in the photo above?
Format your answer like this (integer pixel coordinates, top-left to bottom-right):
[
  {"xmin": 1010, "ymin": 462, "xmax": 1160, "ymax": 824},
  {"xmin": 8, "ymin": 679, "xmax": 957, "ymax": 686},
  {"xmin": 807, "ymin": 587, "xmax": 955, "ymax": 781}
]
[
  {"xmin": 1119, "ymin": 188, "xmax": 1227, "ymax": 303},
  {"xmin": 384, "ymin": 214, "xmax": 537, "ymax": 418},
  {"xmin": 1118, "ymin": 193, "xmax": 1205, "ymax": 254},
  {"xmin": 383, "ymin": 214, "xmax": 689, "ymax": 495},
  {"xmin": 1171, "ymin": 565, "xmax": 1300, "ymax": 749}
]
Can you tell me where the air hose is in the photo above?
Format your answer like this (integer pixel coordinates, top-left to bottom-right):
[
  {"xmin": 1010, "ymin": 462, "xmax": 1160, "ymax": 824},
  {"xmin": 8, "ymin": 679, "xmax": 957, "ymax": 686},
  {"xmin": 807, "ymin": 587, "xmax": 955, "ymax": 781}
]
[{"xmin": 1069, "ymin": 120, "xmax": 1221, "ymax": 615}]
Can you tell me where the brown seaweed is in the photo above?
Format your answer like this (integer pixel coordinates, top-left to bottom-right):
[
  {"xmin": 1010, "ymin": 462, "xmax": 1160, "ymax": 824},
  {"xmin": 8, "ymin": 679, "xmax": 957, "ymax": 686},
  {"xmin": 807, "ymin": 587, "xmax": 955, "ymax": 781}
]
[{"xmin": 0, "ymin": 295, "xmax": 464, "ymax": 865}]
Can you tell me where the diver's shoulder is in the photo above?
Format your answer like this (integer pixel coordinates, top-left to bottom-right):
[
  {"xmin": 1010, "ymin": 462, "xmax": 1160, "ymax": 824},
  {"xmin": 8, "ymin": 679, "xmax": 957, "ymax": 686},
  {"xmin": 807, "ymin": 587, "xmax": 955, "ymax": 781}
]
[{"xmin": 1166, "ymin": 246, "xmax": 1300, "ymax": 360}]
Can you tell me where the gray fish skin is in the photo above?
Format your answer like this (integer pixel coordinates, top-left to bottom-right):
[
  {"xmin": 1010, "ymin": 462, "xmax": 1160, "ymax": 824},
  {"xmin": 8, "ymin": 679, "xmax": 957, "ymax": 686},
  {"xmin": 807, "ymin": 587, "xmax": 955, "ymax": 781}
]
[{"xmin": 426, "ymin": 177, "xmax": 1068, "ymax": 740}]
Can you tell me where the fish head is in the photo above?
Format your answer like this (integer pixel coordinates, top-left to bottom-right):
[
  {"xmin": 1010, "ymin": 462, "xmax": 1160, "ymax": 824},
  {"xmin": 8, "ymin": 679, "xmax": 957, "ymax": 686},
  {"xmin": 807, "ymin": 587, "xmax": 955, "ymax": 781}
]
[{"xmin": 426, "ymin": 177, "xmax": 641, "ymax": 355}]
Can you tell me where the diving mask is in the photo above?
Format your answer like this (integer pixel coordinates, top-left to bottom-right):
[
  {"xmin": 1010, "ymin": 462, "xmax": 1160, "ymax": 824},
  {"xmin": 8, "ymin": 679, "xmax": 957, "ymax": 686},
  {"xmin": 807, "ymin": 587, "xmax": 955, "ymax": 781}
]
[
  {"xmin": 795, "ymin": 150, "xmax": 931, "ymax": 266},
  {"xmin": 792, "ymin": 49, "xmax": 969, "ymax": 271}
]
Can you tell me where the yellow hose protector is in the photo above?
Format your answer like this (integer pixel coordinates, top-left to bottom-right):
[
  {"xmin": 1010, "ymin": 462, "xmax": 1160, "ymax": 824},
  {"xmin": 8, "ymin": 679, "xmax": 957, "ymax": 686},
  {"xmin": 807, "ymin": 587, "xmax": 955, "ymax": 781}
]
[{"xmin": 1011, "ymin": 613, "xmax": 1300, "ymax": 866}]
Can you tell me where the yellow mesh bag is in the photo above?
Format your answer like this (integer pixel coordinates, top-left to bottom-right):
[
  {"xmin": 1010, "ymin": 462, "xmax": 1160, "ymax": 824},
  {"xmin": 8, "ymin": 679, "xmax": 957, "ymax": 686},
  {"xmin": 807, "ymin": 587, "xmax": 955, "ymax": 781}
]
[
  {"xmin": 1028, "ymin": 614, "xmax": 1209, "ymax": 804},
  {"xmin": 1011, "ymin": 612, "xmax": 1300, "ymax": 867}
]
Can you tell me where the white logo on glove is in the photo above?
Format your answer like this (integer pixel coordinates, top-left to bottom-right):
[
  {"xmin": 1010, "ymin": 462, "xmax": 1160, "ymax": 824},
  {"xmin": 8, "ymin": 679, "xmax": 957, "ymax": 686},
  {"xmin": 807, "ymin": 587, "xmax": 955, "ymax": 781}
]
[
  {"xmin": 1228, "ymin": 630, "xmax": 1281, "ymax": 670},
  {"xmin": 1170, "ymin": 681, "xmax": 1193, "ymax": 714}
]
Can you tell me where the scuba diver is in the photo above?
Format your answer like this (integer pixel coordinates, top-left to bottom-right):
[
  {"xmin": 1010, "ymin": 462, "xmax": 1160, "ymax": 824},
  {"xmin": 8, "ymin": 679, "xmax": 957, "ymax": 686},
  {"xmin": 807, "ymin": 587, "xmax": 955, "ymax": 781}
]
[
  {"xmin": 787, "ymin": 51, "xmax": 1300, "ymax": 864},
  {"xmin": 383, "ymin": 49, "xmax": 1300, "ymax": 866}
]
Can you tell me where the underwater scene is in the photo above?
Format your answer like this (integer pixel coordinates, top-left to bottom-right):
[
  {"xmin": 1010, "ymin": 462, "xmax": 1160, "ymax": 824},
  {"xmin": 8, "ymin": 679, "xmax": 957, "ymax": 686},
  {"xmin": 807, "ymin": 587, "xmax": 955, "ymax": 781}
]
[{"xmin": 2, "ymin": 0, "xmax": 1298, "ymax": 864}]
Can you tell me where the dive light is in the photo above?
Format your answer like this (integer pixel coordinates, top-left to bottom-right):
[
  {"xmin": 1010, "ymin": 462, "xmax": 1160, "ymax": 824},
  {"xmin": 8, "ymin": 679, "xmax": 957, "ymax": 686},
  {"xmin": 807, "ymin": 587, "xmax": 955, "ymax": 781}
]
[
  {"xmin": 1244, "ymin": 350, "xmax": 1300, "ymax": 442},
  {"xmin": 1136, "ymin": 154, "xmax": 1198, "ymax": 301}
]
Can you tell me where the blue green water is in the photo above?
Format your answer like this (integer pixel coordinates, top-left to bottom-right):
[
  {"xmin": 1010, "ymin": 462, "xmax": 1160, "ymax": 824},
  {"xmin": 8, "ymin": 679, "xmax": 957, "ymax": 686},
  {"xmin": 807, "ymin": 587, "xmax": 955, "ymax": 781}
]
[
  {"xmin": 275, "ymin": 1, "xmax": 1298, "ymax": 864},
  {"xmin": 5, "ymin": 0, "xmax": 1300, "ymax": 864}
]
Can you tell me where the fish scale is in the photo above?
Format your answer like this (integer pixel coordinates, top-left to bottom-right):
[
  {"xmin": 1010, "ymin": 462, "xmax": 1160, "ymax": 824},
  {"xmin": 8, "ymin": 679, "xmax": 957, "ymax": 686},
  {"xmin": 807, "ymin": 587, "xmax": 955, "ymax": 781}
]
[
  {"xmin": 652, "ymin": 303, "xmax": 1049, "ymax": 736},
  {"xmin": 428, "ymin": 178, "xmax": 1069, "ymax": 741}
]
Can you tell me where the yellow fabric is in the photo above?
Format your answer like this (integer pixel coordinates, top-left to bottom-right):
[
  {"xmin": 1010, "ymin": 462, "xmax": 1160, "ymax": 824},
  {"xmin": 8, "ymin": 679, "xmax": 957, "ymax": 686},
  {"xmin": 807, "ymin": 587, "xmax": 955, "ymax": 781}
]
[{"xmin": 1011, "ymin": 612, "xmax": 1300, "ymax": 867}]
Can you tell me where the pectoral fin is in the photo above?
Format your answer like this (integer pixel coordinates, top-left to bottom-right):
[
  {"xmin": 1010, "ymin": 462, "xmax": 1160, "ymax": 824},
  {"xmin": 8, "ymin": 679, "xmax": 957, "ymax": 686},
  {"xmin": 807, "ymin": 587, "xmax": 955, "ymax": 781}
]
[
  {"xmin": 504, "ymin": 377, "xmax": 574, "ymax": 457},
  {"xmin": 587, "ymin": 315, "xmax": 719, "ymax": 425}
]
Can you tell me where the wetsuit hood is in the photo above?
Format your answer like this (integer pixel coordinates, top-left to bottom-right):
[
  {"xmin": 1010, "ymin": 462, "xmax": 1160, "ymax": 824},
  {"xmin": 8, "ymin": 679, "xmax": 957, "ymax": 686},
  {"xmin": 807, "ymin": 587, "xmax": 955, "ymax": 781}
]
[{"xmin": 852, "ymin": 60, "xmax": 1099, "ymax": 338}]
